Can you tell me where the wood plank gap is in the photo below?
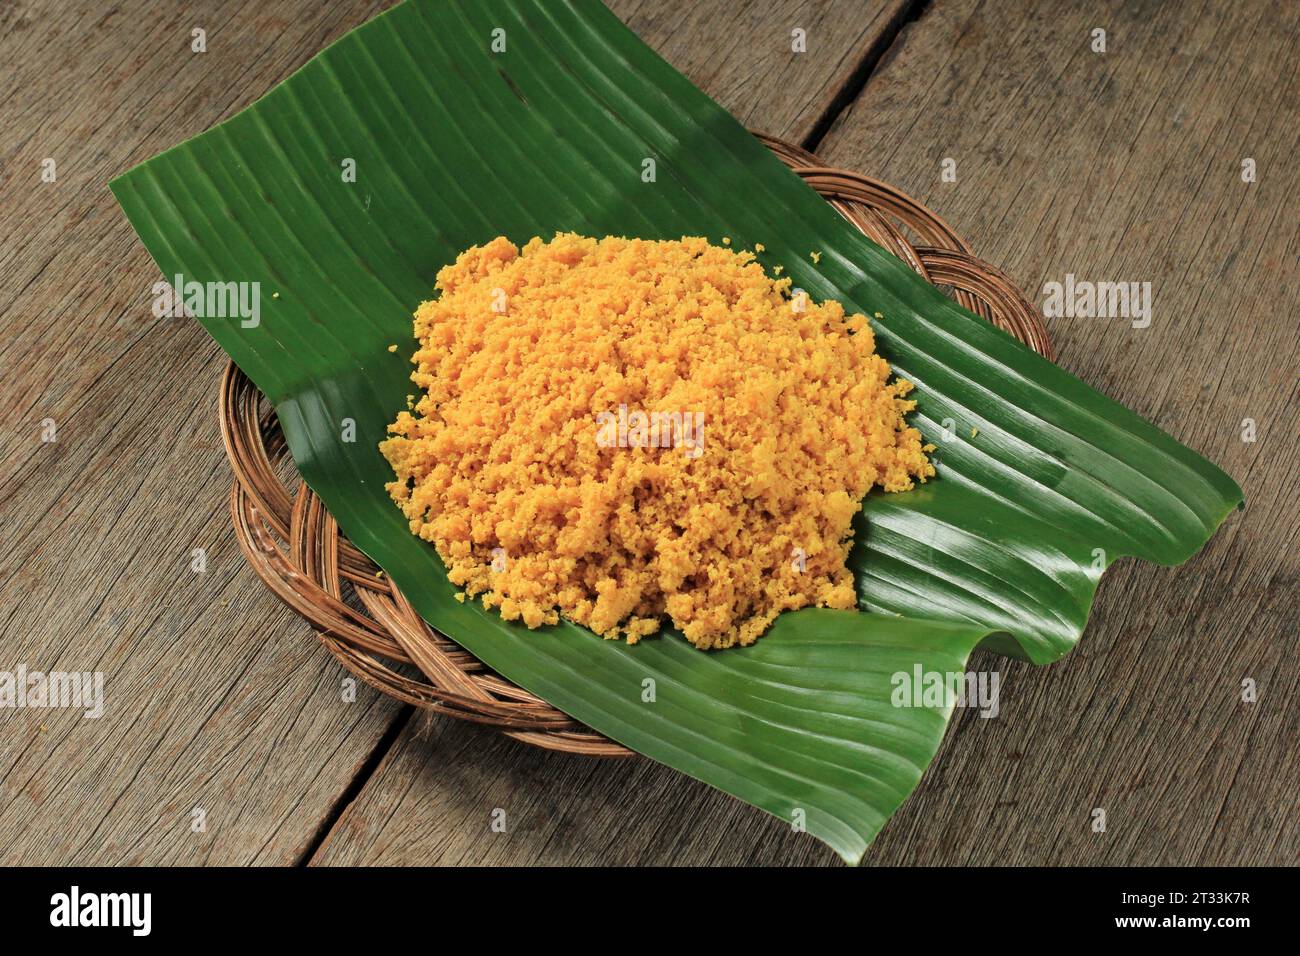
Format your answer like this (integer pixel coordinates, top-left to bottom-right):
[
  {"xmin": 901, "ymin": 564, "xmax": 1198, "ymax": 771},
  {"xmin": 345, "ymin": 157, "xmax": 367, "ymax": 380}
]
[
  {"xmin": 296, "ymin": 704, "xmax": 415, "ymax": 866},
  {"xmin": 800, "ymin": 0, "xmax": 932, "ymax": 152}
]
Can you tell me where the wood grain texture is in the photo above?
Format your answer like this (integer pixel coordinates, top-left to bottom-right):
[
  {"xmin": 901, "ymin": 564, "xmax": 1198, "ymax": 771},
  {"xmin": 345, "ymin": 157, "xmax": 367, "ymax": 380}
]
[
  {"xmin": 0, "ymin": 0, "xmax": 912, "ymax": 865},
  {"xmin": 0, "ymin": 0, "xmax": 411, "ymax": 866},
  {"xmin": 811, "ymin": 0, "xmax": 1298, "ymax": 865},
  {"xmin": 310, "ymin": 713, "xmax": 840, "ymax": 866}
]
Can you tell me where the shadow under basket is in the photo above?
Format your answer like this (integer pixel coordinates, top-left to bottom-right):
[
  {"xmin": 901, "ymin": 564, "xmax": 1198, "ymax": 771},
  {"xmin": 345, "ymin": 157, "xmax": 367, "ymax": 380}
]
[{"xmin": 219, "ymin": 133, "xmax": 1054, "ymax": 759}]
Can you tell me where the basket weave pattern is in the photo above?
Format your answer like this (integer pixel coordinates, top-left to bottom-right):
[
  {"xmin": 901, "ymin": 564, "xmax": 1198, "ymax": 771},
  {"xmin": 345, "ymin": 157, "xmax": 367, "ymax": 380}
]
[{"xmin": 220, "ymin": 135, "xmax": 1053, "ymax": 758}]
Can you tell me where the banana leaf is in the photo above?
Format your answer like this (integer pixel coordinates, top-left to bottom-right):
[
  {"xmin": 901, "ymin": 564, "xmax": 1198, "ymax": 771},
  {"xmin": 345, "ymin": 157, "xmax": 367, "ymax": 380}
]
[{"xmin": 109, "ymin": 0, "xmax": 1242, "ymax": 864}]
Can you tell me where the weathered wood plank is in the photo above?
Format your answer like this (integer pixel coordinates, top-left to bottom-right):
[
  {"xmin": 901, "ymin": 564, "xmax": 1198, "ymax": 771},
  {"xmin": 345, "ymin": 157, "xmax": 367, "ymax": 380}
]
[
  {"xmin": 0, "ymin": 0, "xmax": 892, "ymax": 865},
  {"xmin": 607, "ymin": 0, "xmax": 916, "ymax": 144},
  {"xmin": 0, "ymin": 0, "xmax": 411, "ymax": 866},
  {"xmin": 310, "ymin": 714, "xmax": 840, "ymax": 866},
  {"xmin": 811, "ymin": 0, "xmax": 1298, "ymax": 865}
]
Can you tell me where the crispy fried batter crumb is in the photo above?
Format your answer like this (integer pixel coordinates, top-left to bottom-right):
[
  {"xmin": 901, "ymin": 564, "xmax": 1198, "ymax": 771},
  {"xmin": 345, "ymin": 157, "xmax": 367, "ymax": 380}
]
[{"xmin": 380, "ymin": 233, "xmax": 932, "ymax": 649}]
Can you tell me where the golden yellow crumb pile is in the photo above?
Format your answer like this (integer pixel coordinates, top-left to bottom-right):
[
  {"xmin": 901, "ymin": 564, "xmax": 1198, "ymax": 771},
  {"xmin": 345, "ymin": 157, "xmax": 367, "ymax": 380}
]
[{"xmin": 380, "ymin": 233, "xmax": 933, "ymax": 649}]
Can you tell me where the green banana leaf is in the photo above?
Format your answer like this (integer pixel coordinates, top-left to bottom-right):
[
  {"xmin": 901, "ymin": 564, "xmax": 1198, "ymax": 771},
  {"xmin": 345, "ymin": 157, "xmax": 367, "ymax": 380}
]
[{"xmin": 110, "ymin": 0, "xmax": 1242, "ymax": 864}]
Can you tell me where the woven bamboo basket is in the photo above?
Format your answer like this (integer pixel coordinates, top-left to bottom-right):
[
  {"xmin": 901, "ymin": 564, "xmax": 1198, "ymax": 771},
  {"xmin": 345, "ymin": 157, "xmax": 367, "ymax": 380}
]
[{"xmin": 220, "ymin": 134, "xmax": 1053, "ymax": 759}]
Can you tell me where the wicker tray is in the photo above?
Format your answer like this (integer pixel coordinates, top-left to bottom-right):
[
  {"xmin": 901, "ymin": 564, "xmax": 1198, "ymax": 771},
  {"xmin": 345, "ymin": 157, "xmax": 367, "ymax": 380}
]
[{"xmin": 220, "ymin": 133, "xmax": 1053, "ymax": 759}]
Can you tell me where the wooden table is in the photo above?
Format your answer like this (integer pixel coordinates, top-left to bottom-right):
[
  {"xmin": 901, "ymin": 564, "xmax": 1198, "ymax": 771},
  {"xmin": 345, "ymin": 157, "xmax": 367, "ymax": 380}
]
[{"xmin": 2, "ymin": 0, "xmax": 1294, "ymax": 866}]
